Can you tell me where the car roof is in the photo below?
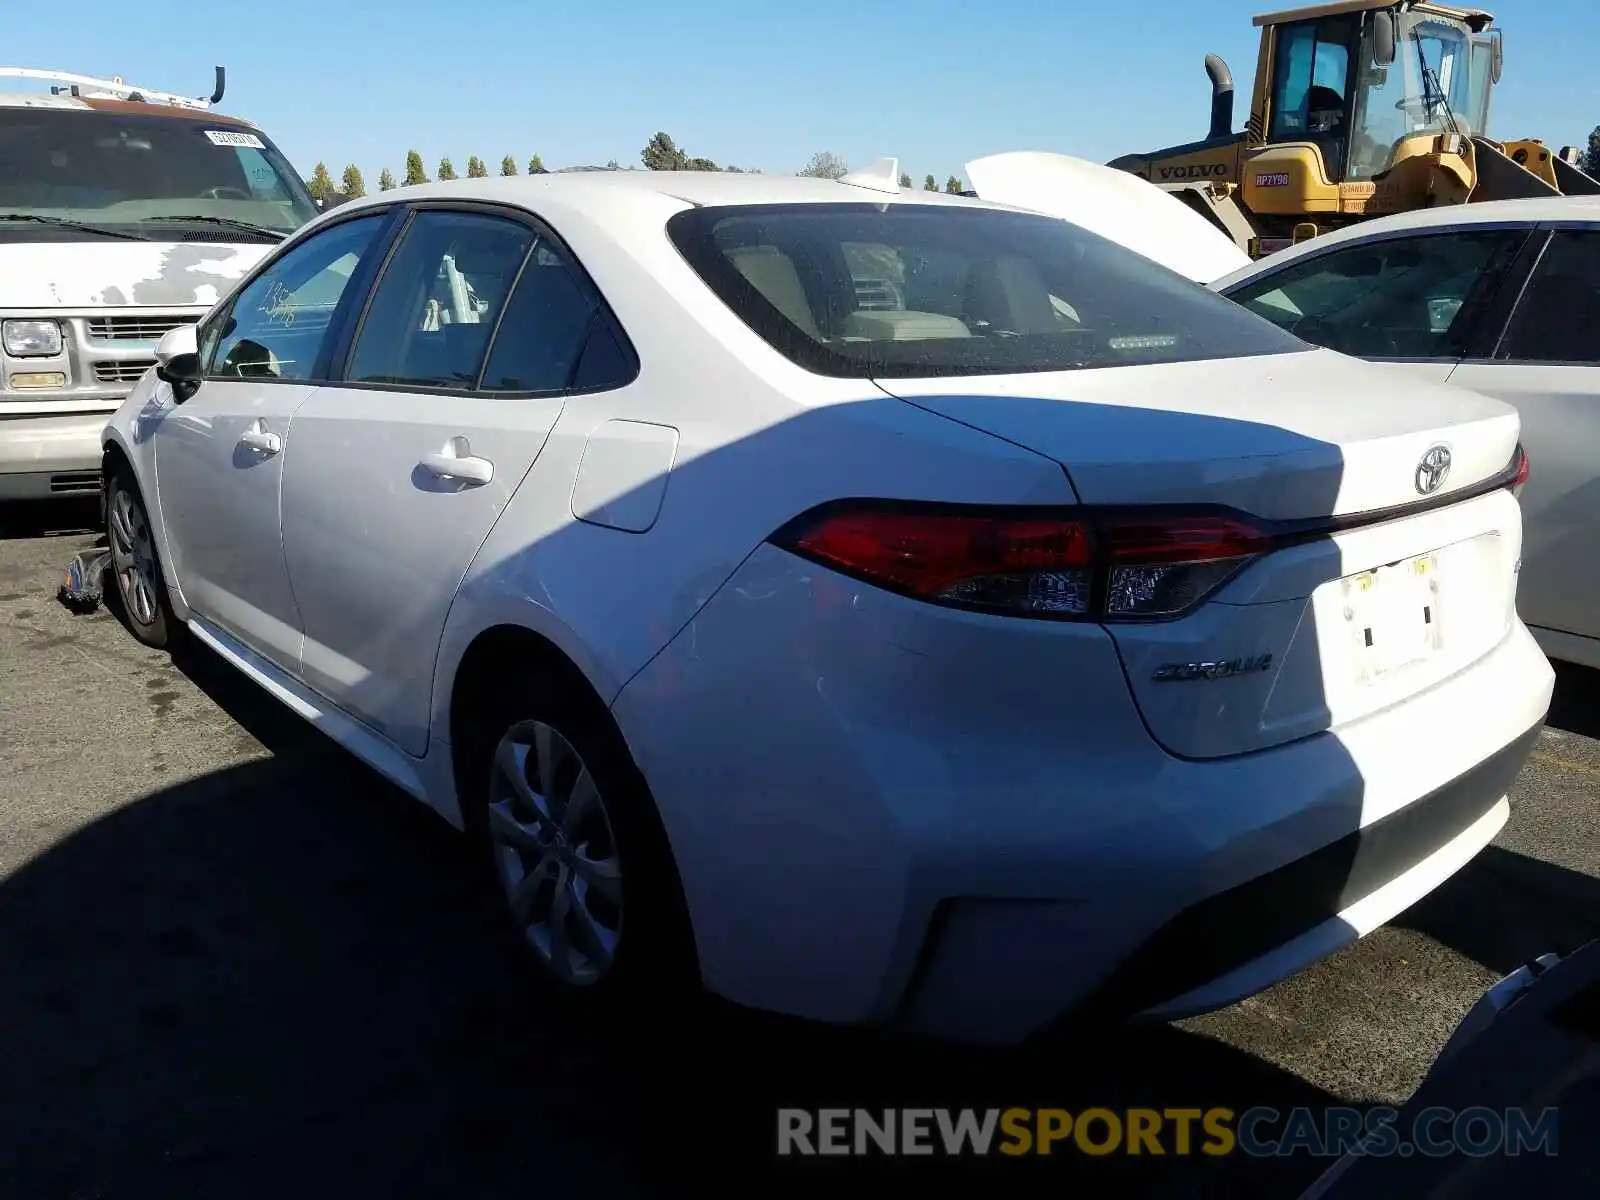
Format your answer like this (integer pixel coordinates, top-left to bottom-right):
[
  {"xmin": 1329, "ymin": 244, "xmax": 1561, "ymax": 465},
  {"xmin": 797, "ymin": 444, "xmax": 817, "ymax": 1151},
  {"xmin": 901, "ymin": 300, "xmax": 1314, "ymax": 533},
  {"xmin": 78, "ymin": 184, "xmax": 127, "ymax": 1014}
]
[
  {"xmin": 1211, "ymin": 195, "xmax": 1600, "ymax": 290},
  {"xmin": 329, "ymin": 169, "xmax": 1016, "ymax": 224}
]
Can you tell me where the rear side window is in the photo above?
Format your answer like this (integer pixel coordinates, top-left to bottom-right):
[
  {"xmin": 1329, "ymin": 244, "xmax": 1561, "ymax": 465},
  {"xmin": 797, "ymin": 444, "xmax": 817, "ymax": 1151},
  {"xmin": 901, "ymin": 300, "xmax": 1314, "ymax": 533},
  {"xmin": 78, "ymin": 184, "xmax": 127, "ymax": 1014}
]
[
  {"xmin": 347, "ymin": 210, "xmax": 533, "ymax": 389},
  {"xmin": 1224, "ymin": 229, "xmax": 1525, "ymax": 360},
  {"xmin": 667, "ymin": 203, "xmax": 1305, "ymax": 378},
  {"xmin": 1497, "ymin": 230, "xmax": 1600, "ymax": 364},
  {"xmin": 568, "ymin": 318, "xmax": 635, "ymax": 391},
  {"xmin": 479, "ymin": 242, "xmax": 606, "ymax": 392}
]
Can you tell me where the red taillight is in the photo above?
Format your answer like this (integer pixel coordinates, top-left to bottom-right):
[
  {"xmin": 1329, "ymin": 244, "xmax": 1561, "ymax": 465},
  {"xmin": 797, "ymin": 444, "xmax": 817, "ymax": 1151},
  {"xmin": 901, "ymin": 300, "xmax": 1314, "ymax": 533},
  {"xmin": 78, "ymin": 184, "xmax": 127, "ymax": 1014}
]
[
  {"xmin": 1510, "ymin": 444, "xmax": 1530, "ymax": 495},
  {"xmin": 788, "ymin": 508, "xmax": 1096, "ymax": 617},
  {"xmin": 773, "ymin": 503, "xmax": 1270, "ymax": 621},
  {"xmin": 1098, "ymin": 514, "xmax": 1272, "ymax": 564}
]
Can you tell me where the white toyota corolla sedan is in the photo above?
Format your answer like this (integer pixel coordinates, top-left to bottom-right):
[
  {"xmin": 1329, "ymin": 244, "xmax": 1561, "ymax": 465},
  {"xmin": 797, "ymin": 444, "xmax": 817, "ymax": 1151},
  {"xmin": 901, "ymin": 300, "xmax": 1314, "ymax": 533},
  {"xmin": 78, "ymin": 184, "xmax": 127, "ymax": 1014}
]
[{"xmin": 100, "ymin": 167, "xmax": 1553, "ymax": 1043}]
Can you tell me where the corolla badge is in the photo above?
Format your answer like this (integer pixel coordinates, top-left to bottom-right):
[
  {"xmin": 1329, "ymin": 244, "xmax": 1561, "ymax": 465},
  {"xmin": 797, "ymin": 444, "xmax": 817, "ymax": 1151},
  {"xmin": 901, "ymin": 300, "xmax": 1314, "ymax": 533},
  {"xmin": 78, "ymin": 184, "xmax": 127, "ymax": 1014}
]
[
  {"xmin": 1151, "ymin": 654, "xmax": 1273, "ymax": 683},
  {"xmin": 1415, "ymin": 444, "xmax": 1452, "ymax": 495}
]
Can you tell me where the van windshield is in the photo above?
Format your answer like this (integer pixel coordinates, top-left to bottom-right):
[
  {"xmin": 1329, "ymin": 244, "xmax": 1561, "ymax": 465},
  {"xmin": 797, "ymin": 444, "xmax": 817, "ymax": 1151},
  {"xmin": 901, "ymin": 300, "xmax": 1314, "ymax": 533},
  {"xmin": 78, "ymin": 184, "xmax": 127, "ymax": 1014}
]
[
  {"xmin": 668, "ymin": 203, "xmax": 1306, "ymax": 378},
  {"xmin": 0, "ymin": 106, "xmax": 317, "ymax": 238}
]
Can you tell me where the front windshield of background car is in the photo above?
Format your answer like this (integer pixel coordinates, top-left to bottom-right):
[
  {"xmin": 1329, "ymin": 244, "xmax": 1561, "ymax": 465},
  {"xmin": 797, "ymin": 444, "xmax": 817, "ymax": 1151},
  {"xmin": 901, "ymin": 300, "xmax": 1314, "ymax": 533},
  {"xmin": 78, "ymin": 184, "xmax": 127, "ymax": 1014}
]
[
  {"xmin": 1348, "ymin": 13, "xmax": 1475, "ymax": 179},
  {"xmin": 0, "ymin": 107, "xmax": 318, "ymax": 236},
  {"xmin": 668, "ymin": 203, "xmax": 1308, "ymax": 378}
]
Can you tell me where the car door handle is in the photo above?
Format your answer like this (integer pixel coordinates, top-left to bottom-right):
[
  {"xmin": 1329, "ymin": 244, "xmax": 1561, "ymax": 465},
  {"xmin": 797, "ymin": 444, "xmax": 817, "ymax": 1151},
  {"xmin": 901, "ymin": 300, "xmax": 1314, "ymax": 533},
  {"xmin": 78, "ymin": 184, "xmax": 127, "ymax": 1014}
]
[
  {"xmin": 418, "ymin": 450, "xmax": 493, "ymax": 485},
  {"xmin": 238, "ymin": 426, "xmax": 281, "ymax": 455}
]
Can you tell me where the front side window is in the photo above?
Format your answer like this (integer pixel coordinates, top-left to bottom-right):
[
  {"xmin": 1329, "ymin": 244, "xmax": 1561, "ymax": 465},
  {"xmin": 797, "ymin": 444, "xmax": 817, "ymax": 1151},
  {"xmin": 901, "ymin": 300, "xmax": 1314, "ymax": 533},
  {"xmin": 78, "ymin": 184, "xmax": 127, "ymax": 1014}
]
[
  {"xmin": 668, "ymin": 203, "xmax": 1306, "ymax": 378},
  {"xmin": 1497, "ymin": 231, "xmax": 1600, "ymax": 364},
  {"xmin": 346, "ymin": 211, "xmax": 534, "ymax": 389},
  {"xmin": 0, "ymin": 108, "xmax": 318, "ymax": 238},
  {"xmin": 204, "ymin": 215, "xmax": 386, "ymax": 380},
  {"xmin": 1223, "ymin": 229, "xmax": 1525, "ymax": 360}
]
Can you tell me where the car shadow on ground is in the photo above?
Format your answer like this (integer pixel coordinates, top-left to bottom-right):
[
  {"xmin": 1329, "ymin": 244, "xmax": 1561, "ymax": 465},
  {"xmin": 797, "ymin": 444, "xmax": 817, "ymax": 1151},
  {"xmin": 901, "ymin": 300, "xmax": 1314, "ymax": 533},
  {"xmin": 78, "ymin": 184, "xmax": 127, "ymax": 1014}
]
[
  {"xmin": 0, "ymin": 497, "xmax": 100, "ymax": 542},
  {"xmin": 1546, "ymin": 659, "xmax": 1600, "ymax": 741},
  {"xmin": 1397, "ymin": 660, "xmax": 1600, "ymax": 976},
  {"xmin": 1402, "ymin": 843, "xmax": 1600, "ymax": 976},
  {"xmin": 0, "ymin": 633, "xmax": 1344, "ymax": 1200}
]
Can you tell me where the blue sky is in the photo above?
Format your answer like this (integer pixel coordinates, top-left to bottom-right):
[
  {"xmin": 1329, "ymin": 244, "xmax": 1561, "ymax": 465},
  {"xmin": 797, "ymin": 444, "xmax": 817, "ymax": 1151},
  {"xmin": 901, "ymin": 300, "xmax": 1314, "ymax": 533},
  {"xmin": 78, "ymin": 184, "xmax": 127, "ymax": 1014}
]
[{"xmin": 33, "ymin": 0, "xmax": 1600, "ymax": 182}]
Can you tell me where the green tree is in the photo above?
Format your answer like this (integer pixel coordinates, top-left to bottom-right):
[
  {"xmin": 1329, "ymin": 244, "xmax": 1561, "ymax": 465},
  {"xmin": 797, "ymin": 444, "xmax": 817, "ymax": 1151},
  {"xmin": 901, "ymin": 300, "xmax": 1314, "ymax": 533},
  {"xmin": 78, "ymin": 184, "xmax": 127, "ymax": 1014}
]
[
  {"xmin": 685, "ymin": 155, "xmax": 719, "ymax": 171},
  {"xmin": 923, "ymin": 174, "xmax": 937, "ymax": 191},
  {"xmin": 725, "ymin": 164, "xmax": 744, "ymax": 172},
  {"xmin": 1583, "ymin": 126, "xmax": 1600, "ymax": 177},
  {"xmin": 798, "ymin": 151, "xmax": 848, "ymax": 179},
  {"xmin": 437, "ymin": 157, "xmax": 457, "ymax": 181},
  {"xmin": 899, "ymin": 172, "xmax": 912, "ymax": 189},
  {"xmin": 403, "ymin": 150, "xmax": 428, "ymax": 186},
  {"xmin": 466, "ymin": 155, "xmax": 487, "ymax": 178},
  {"xmin": 341, "ymin": 164, "xmax": 366, "ymax": 198},
  {"xmin": 642, "ymin": 132, "xmax": 688, "ymax": 170},
  {"xmin": 606, "ymin": 158, "xmax": 620, "ymax": 170},
  {"xmin": 945, "ymin": 174, "xmax": 963, "ymax": 193},
  {"xmin": 306, "ymin": 161, "xmax": 335, "ymax": 203},
  {"xmin": 528, "ymin": 154, "xmax": 547, "ymax": 174},
  {"xmin": 500, "ymin": 155, "xmax": 518, "ymax": 176},
  {"xmin": 378, "ymin": 167, "xmax": 396, "ymax": 191}
]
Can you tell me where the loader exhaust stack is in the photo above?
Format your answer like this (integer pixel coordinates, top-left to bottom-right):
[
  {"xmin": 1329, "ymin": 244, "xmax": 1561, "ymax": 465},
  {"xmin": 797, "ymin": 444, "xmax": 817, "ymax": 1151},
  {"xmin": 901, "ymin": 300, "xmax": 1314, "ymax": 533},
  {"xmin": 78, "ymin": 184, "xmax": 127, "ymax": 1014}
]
[{"xmin": 1205, "ymin": 54, "xmax": 1233, "ymax": 139}]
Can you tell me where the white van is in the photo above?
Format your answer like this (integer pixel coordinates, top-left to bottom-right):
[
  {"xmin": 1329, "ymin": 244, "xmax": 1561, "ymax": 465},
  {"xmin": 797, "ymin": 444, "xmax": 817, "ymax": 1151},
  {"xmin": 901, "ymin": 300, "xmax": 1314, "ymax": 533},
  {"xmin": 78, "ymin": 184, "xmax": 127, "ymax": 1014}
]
[{"xmin": 0, "ymin": 67, "xmax": 316, "ymax": 499}]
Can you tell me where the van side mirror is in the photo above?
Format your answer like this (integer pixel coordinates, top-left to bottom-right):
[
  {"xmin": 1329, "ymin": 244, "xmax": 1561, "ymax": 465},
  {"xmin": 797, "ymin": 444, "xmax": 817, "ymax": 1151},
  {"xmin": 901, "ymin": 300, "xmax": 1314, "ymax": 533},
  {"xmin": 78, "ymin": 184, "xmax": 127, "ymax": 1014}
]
[
  {"xmin": 1372, "ymin": 12, "xmax": 1396, "ymax": 66},
  {"xmin": 154, "ymin": 322, "xmax": 201, "ymax": 401}
]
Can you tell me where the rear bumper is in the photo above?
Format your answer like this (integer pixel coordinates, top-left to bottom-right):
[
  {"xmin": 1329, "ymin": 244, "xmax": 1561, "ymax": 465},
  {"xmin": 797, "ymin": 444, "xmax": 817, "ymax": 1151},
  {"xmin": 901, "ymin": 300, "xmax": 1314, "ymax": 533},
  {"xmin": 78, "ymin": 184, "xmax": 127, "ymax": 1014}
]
[
  {"xmin": 1085, "ymin": 719, "xmax": 1542, "ymax": 1021},
  {"xmin": 0, "ymin": 412, "xmax": 110, "ymax": 498},
  {"xmin": 612, "ymin": 545, "xmax": 1554, "ymax": 1044}
]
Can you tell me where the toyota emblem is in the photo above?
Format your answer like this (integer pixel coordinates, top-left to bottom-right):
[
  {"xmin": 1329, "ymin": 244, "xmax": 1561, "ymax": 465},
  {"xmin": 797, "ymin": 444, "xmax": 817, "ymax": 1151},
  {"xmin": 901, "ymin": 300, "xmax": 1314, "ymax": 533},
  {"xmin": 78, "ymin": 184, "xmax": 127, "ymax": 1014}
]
[{"xmin": 1415, "ymin": 444, "xmax": 1452, "ymax": 495}]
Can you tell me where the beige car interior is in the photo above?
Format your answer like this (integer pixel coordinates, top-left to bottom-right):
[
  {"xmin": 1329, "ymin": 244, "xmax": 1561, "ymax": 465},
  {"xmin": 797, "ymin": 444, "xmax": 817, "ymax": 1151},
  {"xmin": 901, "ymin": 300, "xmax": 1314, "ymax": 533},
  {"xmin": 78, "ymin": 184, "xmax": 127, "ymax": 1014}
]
[{"xmin": 724, "ymin": 242, "xmax": 1063, "ymax": 342}]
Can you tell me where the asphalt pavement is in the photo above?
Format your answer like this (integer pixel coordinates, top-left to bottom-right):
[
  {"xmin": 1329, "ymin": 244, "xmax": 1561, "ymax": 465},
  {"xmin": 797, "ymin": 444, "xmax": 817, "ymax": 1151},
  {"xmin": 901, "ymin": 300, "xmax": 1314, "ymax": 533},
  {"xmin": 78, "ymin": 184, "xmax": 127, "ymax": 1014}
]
[{"xmin": 3, "ymin": 497, "xmax": 1598, "ymax": 1199}]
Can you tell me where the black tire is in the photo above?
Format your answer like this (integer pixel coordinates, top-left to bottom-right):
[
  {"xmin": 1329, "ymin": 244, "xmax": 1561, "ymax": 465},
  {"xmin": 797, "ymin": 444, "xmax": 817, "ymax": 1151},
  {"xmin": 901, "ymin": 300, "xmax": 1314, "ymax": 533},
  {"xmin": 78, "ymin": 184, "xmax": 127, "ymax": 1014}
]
[
  {"xmin": 459, "ymin": 671, "xmax": 697, "ymax": 1018},
  {"xmin": 105, "ymin": 466, "xmax": 178, "ymax": 649}
]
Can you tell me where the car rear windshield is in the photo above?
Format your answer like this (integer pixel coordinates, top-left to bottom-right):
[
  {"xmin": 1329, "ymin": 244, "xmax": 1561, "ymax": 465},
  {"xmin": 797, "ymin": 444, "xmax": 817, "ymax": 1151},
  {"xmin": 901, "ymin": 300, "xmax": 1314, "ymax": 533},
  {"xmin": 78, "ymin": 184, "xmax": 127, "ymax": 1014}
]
[{"xmin": 666, "ymin": 203, "xmax": 1308, "ymax": 377}]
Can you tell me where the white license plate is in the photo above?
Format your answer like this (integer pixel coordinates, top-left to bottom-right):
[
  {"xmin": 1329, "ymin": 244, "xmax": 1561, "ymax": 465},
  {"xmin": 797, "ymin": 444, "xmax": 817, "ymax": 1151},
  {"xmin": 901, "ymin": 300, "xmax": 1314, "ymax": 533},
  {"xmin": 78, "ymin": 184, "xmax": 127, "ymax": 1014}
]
[{"xmin": 1344, "ymin": 553, "xmax": 1442, "ymax": 682}]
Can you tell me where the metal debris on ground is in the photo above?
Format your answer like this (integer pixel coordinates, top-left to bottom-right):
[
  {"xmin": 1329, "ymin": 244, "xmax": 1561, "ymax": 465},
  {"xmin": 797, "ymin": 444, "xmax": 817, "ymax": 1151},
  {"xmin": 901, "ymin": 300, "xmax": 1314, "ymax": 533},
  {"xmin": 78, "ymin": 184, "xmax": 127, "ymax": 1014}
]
[{"xmin": 57, "ymin": 547, "xmax": 112, "ymax": 612}]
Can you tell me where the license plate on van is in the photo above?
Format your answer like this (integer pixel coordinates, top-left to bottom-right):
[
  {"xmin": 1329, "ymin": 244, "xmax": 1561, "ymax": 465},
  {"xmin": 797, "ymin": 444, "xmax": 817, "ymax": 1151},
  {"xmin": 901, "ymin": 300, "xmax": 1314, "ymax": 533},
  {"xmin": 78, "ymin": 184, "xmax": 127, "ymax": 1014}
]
[{"xmin": 1344, "ymin": 553, "xmax": 1442, "ymax": 682}]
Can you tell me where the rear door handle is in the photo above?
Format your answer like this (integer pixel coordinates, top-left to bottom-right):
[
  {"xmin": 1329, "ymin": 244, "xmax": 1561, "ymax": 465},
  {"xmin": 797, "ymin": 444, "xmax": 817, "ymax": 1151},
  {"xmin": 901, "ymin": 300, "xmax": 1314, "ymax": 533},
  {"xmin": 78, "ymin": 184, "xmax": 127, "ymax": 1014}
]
[
  {"xmin": 419, "ymin": 442, "xmax": 493, "ymax": 485},
  {"xmin": 238, "ymin": 423, "xmax": 281, "ymax": 455}
]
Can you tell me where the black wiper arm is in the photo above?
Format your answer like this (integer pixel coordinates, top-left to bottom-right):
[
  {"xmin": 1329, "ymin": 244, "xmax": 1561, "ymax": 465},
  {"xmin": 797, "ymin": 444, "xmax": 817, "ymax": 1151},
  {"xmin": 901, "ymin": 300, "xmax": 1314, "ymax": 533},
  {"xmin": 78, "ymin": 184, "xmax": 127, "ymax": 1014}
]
[
  {"xmin": 0, "ymin": 213, "xmax": 150, "ymax": 241},
  {"xmin": 140, "ymin": 214, "xmax": 285, "ymax": 240}
]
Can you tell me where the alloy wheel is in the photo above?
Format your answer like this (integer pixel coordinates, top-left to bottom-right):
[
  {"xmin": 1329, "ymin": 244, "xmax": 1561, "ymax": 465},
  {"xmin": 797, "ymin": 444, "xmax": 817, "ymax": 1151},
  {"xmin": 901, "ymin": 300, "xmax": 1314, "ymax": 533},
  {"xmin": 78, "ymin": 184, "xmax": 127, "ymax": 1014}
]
[
  {"xmin": 486, "ymin": 719, "xmax": 624, "ymax": 986},
  {"xmin": 108, "ymin": 488, "xmax": 159, "ymax": 627}
]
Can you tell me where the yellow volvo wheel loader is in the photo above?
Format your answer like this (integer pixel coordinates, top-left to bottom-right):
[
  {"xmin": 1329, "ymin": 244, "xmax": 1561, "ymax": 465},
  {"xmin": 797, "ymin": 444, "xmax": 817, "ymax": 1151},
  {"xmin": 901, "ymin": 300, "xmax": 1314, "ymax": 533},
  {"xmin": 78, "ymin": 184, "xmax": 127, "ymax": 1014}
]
[{"xmin": 1108, "ymin": 0, "xmax": 1600, "ymax": 257}]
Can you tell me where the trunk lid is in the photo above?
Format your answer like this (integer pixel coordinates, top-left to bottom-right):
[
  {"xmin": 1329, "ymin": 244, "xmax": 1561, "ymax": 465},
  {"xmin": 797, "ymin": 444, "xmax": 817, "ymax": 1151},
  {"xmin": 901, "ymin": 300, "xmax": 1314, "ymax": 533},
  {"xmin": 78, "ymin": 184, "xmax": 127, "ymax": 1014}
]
[
  {"xmin": 874, "ymin": 349, "xmax": 1519, "ymax": 520},
  {"xmin": 964, "ymin": 151, "xmax": 1251, "ymax": 283},
  {"xmin": 874, "ymin": 350, "xmax": 1525, "ymax": 759}
]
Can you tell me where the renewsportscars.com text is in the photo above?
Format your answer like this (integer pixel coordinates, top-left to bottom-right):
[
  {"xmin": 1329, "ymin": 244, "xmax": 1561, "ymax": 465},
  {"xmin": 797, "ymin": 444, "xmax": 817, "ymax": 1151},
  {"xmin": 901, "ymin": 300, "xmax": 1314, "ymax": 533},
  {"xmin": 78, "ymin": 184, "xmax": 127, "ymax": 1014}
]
[{"xmin": 776, "ymin": 1106, "xmax": 1559, "ymax": 1158}]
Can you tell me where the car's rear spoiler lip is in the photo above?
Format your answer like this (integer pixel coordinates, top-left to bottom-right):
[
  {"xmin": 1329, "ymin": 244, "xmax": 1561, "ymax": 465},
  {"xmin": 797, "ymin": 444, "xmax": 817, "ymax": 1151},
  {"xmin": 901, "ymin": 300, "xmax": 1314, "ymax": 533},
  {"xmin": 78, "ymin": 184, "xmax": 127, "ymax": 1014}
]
[{"xmin": 1256, "ymin": 442, "xmax": 1527, "ymax": 548}]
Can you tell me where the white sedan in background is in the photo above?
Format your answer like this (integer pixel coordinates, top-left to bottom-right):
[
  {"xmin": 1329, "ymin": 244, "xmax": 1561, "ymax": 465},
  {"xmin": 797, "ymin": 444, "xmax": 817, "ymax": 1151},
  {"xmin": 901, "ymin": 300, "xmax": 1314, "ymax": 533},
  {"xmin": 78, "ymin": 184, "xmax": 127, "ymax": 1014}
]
[
  {"xmin": 101, "ymin": 166, "xmax": 1550, "ymax": 1043},
  {"xmin": 1211, "ymin": 197, "xmax": 1600, "ymax": 671}
]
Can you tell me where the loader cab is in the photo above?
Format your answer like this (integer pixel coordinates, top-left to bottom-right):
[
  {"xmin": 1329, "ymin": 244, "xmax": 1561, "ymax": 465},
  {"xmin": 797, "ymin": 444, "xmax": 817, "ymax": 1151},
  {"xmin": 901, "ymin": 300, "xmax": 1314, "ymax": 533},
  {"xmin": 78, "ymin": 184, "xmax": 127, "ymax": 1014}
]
[{"xmin": 1259, "ymin": 3, "xmax": 1494, "ymax": 183}]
